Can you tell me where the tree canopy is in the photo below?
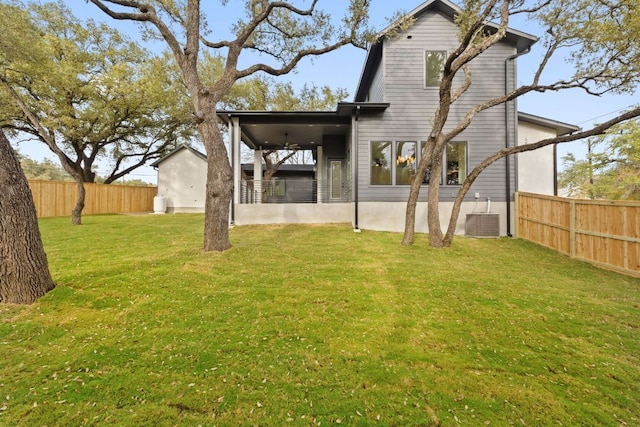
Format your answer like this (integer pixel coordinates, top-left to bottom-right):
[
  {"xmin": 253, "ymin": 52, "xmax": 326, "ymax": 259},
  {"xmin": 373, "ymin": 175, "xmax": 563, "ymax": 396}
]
[
  {"xmin": 18, "ymin": 154, "xmax": 74, "ymax": 182},
  {"xmin": 560, "ymin": 119, "xmax": 640, "ymax": 200},
  {"xmin": 0, "ymin": 2, "xmax": 195, "ymax": 186},
  {"xmin": 88, "ymin": 0, "xmax": 374, "ymax": 251}
]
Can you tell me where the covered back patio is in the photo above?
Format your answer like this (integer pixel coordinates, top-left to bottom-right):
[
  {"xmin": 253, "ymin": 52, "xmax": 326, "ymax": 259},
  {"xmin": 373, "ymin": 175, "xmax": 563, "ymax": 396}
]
[{"xmin": 218, "ymin": 104, "xmax": 386, "ymax": 226}]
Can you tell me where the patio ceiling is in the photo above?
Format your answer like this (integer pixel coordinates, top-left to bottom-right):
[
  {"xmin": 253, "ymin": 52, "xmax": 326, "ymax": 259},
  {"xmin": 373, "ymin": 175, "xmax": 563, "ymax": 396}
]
[
  {"xmin": 218, "ymin": 111, "xmax": 350, "ymax": 150},
  {"xmin": 218, "ymin": 103, "xmax": 389, "ymax": 151},
  {"xmin": 244, "ymin": 121, "xmax": 350, "ymax": 151}
]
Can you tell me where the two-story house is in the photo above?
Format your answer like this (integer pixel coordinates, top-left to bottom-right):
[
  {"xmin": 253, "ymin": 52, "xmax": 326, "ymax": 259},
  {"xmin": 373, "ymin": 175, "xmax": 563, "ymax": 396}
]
[{"xmin": 153, "ymin": 0, "xmax": 579, "ymax": 237}]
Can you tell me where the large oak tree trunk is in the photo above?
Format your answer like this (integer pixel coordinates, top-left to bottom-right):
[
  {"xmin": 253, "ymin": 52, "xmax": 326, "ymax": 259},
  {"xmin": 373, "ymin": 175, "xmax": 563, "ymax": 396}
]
[
  {"xmin": 199, "ymin": 111, "xmax": 233, "ymax": 252},
  {"xmin": 0, "ymin": 130, "xmax": 55, "ymax": 304}
]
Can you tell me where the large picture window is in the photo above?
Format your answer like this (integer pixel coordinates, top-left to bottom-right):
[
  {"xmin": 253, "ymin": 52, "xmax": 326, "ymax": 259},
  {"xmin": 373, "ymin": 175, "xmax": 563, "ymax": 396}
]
[
  {"xmin": 395, "ymin": 141, "xmax": 416, "ymax": 185},
  {"xmin": 446, "ymin": 141, "xmax": 467, "ymax": 185},
  {"xmin": 370, "ymin": 141, "xmax": 392, "ymax": 185},
  {"xmin": 425, "ymin": 51, "xmax": 447, "ymax": 87},
  {"xmin": 370, "ymin": 140, "xmax": 466, "ymax": 186}
]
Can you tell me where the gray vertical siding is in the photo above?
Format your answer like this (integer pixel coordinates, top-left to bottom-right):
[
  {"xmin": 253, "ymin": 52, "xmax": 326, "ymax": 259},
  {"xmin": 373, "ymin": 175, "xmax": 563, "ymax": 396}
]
[
  {"xmin": 357, "ymin": 12, "xmax": 518, "ymax": 203},
  {"xmin": 367, "ymin": 61, "xmax": 385, "ymax": 102}
]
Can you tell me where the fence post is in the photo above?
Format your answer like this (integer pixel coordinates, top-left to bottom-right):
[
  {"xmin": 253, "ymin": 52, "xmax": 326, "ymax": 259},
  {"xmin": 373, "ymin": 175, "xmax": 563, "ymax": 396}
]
[
  {"xmin": 569, "ymin": 198, "xmax": 576, "ymax": 259},
  {"xmin": 514, "ymin": 192, "xmax": 519, "ymax": 238},
  {"xmin": 623, "ymin": 206, "xmax": 629, "ymax": 271}
]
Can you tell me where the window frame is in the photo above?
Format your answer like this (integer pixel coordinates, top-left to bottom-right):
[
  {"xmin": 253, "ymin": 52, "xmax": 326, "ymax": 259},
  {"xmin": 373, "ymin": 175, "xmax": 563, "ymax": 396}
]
[
  {"xmin": 424, "ymin": 50, "xmax": 447, "ymax": 88},
  {"xmin": 369, "ymin": 140, "xmax": 467, "ymax": 187},
  {"xmin": 444, "ymin": 141, "xmax": 468, "ymax": 186},
  {"xmin": 395, "ymin": 141, "xmax": 417, "ymax": 186},
  {"xmin": 369, "ymin": 141, "xmax": 393, "ymax": 186}
]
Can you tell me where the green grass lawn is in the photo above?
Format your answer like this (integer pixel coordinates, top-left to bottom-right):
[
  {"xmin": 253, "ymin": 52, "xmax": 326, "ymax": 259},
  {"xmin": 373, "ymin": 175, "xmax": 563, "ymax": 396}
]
[{"xmin": 1, "ymin": 214, "xmax": 638, "ymax": 426}]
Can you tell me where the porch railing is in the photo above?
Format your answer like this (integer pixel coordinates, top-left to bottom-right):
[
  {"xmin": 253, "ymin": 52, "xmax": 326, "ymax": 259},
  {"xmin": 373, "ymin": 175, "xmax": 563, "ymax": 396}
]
[{"xmin": 240, "ymin": 179, "xmax": 351, "ymax": 204}]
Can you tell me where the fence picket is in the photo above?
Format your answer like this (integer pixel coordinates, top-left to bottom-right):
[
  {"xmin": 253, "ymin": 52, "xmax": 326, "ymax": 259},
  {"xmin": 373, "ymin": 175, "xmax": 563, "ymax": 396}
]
[
  {"xmin": 27, "ymin": 180, "xmax": 157, "ymax": 218},
  {"xmin": 516, "ymin": 192, "xmax": 640, "ymax": 277}
]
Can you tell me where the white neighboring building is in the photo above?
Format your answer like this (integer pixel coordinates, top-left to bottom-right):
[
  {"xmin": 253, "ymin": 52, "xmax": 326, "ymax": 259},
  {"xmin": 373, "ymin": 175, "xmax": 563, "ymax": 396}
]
[
  {"xmin": 517, "ymin": 112, "xmax": 580, "ymax": 195},
  {"xmin": 152, "ymin": 145, "xmax": 207, "ymax": 213}
]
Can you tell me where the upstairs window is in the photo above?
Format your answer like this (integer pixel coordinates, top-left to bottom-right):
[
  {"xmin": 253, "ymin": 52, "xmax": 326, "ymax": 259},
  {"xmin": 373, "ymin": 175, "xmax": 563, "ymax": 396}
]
[{"xmin": 425, "ymin": 51, "xmax": 447, "ymax": 87}]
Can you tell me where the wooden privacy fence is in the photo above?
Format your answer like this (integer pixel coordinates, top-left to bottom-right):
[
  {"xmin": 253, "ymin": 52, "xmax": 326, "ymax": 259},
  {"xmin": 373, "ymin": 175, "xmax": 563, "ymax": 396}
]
[
  {"xmin": 28, "ymin": 180, "xmax": 157, "ymax": 218},
  {"xmin": 516, "ymin": 192, "xmax": 640, "ymax": 277}
]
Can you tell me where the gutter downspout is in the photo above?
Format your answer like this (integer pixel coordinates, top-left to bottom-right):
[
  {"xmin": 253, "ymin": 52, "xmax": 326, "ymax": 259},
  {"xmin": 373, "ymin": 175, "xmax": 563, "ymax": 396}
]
[
  {"xmin": 505, "ymin": 47, "xmax": 530, "ymax": 237},
  {"xmin": 229, "ymin": 115, "xmax": 235, "ymax": 226},
  {"xmin": 354, "ymin": 105, "xmax": 361, "ymax": 231},
  {"xmin": 553, "ymin": 144, "xmax": 558, "ymax": 196}
]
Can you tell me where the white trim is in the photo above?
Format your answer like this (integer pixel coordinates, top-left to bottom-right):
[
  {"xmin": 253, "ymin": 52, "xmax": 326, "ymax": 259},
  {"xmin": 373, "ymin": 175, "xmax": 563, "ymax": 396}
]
[{"xmin": 232, "ymin": 117, "xmax": 241, "ymax": 205}]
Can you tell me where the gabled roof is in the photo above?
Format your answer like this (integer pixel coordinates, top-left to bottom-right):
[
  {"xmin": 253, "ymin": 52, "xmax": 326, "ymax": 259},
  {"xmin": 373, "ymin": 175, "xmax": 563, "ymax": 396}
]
[
  {"xmin": 355, "ymin": 0, "xmax": 538, "ymax": 101},
  {"xmin": 150, "ymin": 144, "xmax": 206, "ymax": 167},
  {"xmin": 518, "ymin": 112, "xmax": 581, "ymax": 136}
]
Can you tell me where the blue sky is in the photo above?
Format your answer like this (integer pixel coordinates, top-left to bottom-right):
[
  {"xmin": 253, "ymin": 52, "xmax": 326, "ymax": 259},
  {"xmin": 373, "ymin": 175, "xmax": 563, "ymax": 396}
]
[{"xmin": 19, "ymin": 0, "xmax": 639, "ymax": 182}]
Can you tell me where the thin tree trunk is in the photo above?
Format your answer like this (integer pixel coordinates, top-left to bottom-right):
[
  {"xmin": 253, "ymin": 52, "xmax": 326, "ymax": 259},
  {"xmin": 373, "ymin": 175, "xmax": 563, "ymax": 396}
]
[
  {"xmin": 0, "ymin": 130, "xmax": 55, "ymax": 304},
  {"xmin": 402, "ymin": 169, "xmax": 427, "ymax": 246},
  {"xmin": 427, "ymin": 152, "xmax": 445, "ymax": 247},
  {"xmin": 442, "ymin": 173, "xmax": 476, "ymax": 247},
  {"xmin": 401, "ymin": 177, "xmax": 421, "ymax": 246},
  {"xmin": 402, "ymin": 139, "xmax": 436, "ymax": 246},
  {"xmin": 71, "ymin": 177, "xmax": 85, "ymax": 225}
]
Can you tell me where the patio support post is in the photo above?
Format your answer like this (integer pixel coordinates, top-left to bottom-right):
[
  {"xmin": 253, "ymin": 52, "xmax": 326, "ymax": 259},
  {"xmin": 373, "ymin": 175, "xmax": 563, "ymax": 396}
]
[
  {"xmin": 353, "ymin": 105, "xmax": 360, "ymax": 231},
  {"xmin": 317, "ymin": 145, "xmax": 324, "ymax": 203},
  {"xmin": 254, "ymin": 148, "xmax": 262, "ymax": 204},
  {"xmin": 231, "ymin": 116, "xmax": 241, "ymax": 207}
]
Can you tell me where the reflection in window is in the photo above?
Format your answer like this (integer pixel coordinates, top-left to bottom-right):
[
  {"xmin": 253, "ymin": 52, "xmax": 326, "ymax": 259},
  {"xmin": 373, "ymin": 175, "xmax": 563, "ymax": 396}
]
[
  {"xmin": 371, "ymin": 141, "xmax": 392, "ymax": 185},
  {"xmin": 425, "ymin": 51, "xmax": 447, "ymax": 87},
  {"xmin": 268, "ymin": 178, "xmax": 286, "ymax": 197},
  {"xmin": 420, "ymin": 141, "xmax": 438, "ymax": 185},
  {"xmin": 330, "ymin": 160, "xmax": 342, "ymax": 199},
  {"xmin": 446, "ymin": 141, "xmax": 467, "ymax": 185},
  {"xmin": 396, "ymin": 141, "xmax": 416, "ymax": 185}
]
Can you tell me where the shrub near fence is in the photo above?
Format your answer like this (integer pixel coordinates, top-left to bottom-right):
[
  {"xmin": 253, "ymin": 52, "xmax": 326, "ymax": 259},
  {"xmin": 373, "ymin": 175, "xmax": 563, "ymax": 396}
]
[
  {"xmin": 28, "ymin": 180, "xmax": 157, "ymax": 218},
  {"xmin": 516, "ymin": 192, "xmax": 640, "ymax": 277}
]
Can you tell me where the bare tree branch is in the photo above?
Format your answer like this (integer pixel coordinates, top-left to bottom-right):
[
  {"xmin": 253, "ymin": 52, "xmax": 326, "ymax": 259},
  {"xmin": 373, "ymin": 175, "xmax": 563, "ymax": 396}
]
[
  {"xmin": 235, "ymin": 40, "xmax": 355, "ymax": 80},
  {"xmin": 88, "ymin": 1, "xmax": 186, "ymax": 71},
  {"xmin": 451, "ymin": 64, "xmax": 472, "ymax": 103},
  {"xmin": 511, "ymin": 0, "xmax": 553, "ymax": 15}
]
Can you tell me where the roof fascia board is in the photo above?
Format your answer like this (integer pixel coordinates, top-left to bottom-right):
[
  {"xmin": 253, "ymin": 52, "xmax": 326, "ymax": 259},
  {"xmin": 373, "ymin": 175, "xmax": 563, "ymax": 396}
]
[
  {"xmin": 150, "ymin": 144, "xmax": 206, "ymax": 167},
  {"xmin": 518, "ymin": 111, "xmax": 581, "ymax": 136}
]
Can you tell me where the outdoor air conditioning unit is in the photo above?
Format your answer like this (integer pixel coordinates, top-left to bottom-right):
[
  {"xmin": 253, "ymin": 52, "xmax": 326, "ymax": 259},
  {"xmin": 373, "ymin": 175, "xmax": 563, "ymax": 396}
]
[{"xmin": 466, "ymin": 213, "xmax": 500, "ymax": 238}]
